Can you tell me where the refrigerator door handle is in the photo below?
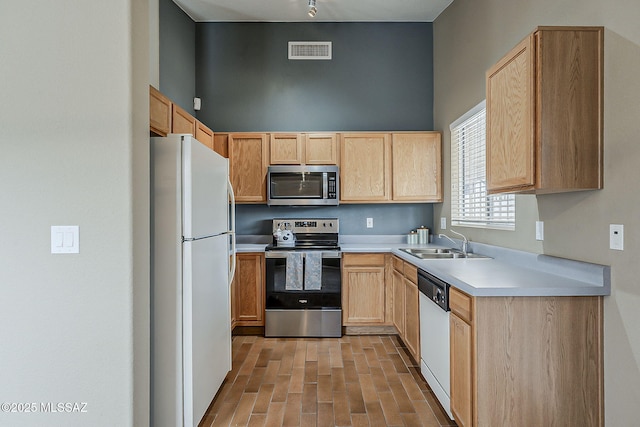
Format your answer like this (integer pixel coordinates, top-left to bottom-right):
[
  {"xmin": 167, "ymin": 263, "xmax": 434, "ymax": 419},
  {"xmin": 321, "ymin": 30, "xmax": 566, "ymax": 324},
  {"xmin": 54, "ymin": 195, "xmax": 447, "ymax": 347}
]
[{"xmin": 227, "ymin": 178, "xmax": 237, "ymax": 286}]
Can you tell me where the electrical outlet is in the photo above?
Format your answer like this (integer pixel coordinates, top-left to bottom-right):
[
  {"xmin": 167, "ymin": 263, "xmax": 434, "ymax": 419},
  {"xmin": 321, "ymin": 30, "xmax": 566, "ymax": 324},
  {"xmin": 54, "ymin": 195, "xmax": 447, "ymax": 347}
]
[
  {"xmin": 440, "ymin": 217, "xmax": 447, "ymax": 230},
  {"xmin": 610, "ymin": 224, "xmax": 624, "ymax": 250},
  {"xmin": 366, "ymin": 217, "xmax": 373, "ymax": 228},
  {"xmin": 536, "ymin": 221, "xmax": 544, "ymax": 241}
]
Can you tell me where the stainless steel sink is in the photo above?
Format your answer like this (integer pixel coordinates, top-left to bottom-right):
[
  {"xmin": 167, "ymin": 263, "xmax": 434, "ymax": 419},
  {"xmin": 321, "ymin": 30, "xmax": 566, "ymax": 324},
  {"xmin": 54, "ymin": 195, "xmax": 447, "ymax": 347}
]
[{"xmin": 400, "ymin": 247, "xmax": 491, "ymax": 259}]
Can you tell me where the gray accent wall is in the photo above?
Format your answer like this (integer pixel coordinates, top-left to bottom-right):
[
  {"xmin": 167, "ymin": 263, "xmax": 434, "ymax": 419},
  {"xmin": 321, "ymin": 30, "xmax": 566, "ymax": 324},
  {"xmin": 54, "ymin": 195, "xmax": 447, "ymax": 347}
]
[
  {"xmin": 193, "ymin": 22, "xmax": 436, "ymax": 234},
  {"xmin": 159, "ymin": 0, "xmax": 196, "ymax": 114},
  {"xmin": 195, "ymin": 22, "xmax": 434, "ymax": 131},
  {"xmin": 236, "ymin": 204, "xmax": 433, "ymax": 236}
]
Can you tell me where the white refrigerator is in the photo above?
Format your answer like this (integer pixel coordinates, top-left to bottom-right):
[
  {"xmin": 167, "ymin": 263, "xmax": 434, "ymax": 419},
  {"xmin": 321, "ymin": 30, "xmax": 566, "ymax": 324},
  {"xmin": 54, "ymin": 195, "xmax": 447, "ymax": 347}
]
[{"xmin": 151, "ymin": 134, "xmax": 236, "ymax": 427}]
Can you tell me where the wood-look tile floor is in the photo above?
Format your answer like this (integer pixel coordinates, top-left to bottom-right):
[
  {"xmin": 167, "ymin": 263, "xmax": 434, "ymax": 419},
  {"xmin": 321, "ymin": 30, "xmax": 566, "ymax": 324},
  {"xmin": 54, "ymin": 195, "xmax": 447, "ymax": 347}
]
[{"xmin": 200, "ymin": 335, "xmax": 457, "ymax": 427}]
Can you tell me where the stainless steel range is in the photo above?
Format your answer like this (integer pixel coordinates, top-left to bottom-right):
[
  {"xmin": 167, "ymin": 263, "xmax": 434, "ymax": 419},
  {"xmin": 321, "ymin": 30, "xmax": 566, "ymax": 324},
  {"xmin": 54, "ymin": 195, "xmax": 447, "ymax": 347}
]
[{"xmin": 264, "ymin": 218, "xmax": 342, "ymax": 338}]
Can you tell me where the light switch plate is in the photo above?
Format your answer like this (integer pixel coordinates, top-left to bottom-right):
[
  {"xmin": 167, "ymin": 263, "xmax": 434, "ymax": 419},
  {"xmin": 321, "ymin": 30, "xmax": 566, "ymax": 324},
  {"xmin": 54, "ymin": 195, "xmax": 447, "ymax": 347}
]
[
  {"xmin": 366, "ymin": 217, "xmax": 373, "ymax": 228},
  {"xmin": 440, "ymin": 217, "xmax": 447, "ymax": 230},
  {"xmin": 51, "ymin": 225, "xmax": 79, "ymax": 254},
  {"xmin": 610, "ymin": 224, "xmax": 624, "ymax": 250}
]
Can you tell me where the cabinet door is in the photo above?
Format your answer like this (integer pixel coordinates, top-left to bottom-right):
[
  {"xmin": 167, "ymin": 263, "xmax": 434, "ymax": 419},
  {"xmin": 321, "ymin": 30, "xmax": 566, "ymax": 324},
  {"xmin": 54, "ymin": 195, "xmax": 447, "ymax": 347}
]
[
  {"xmin": 535, "ymin": 28, "xmax": 604, "ymax": 192},
  {"xmin": 229, "ymin": 133, "xmax": 268, "ymax": 203},
  {"xmin": 149, "ymin": 85, "xmax": 171, "ymax": 136},
  {"xmin": 392, "ymin": 269, "xmax": 405, "ymax": 337},
  {"xmin": 340, "ymin": 133, "xmax": 391, "ymax": 202},
  {"xmin": 305, "ymin": 133, "xmax": 338, "ymax": 165},
  {"xmin": 270, "ymin": 133, "xmax": 303, "ymax": 164},
  {"xmin": 486, "ymin": 34, "xmax": 536, "ymax": 192},
  {"xmin": 195, "ymin": 121, "xmax": 214, "ymax": 151},
  {"xmin": 234, "ymin": 253, "xmax": 264, "ymax": 326},
  {"xmin": 213, "ymin": 133, "xmax": 229, "ymax": 158},
  {"xmin": 171, "ymin": 103, "xmax": 196, "ymax": 136},
  {"xmin": 450, "ymin": 313, "xmax": 473, "ymax": 427},
  {"xmin": 342, "ymin": 264, "xmax": 386, "ymax": 325},
  {"xmin": 404, "ymin": 278, "xmax": 420, "ymax": 362},
  {"xmin": 392, "ymin": 132, "xmax": 442, "ymax": 202}
]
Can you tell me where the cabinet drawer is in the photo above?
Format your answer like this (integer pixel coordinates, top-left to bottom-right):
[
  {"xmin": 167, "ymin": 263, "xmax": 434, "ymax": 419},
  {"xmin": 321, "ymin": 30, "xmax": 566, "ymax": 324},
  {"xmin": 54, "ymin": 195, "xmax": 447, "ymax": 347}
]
[
  {"xmin": 392, "ymin": 256, "xmax": 404, "ymax": 273},
  {"xmin": 342, "ymin": 253, "xmax": 386, "ymax": 267},
  {"xmin": 449, "ymin": 287, "xmax": 473, "ymax": 323},
  {"xmin": 403, "ymin": 263, "xmax": 418, "ymax": 284}
]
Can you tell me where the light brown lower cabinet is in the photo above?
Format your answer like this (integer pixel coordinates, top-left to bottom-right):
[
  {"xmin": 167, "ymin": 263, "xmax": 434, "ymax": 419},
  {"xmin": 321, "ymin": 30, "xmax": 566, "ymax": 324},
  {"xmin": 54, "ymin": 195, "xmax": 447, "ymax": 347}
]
[
  {"xmin": 449, "ymin": 286, "xmax": 604, "ymax": 427},
  {"xmin": 233, "ymin": 253, "xmax": 265, "ymax": 327},
  {"xmin": 342, "ymin": 253, "xmax": 387, "ymax": 325},
  {"xmin": 449, "ymin": 287, "xmax": 474, "ymax": 427},
  {"xmin": 391, "ymin": 267, "xmax": 405, "ymax": 337},
  {"xmin": 403, "ymin": 274, "xmax": 419, "ymax": 362},
  {"xmin": 391, "ymin": 256, "xmax": 420, "ymax": 363}
]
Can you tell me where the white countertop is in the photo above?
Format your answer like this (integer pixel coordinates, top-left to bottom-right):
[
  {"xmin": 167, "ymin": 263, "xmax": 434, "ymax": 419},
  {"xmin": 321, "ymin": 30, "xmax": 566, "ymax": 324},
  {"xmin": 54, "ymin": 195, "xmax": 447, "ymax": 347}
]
[{"xmin": 235, "ymin": 235, "xmax": 610, "ymax": 297}]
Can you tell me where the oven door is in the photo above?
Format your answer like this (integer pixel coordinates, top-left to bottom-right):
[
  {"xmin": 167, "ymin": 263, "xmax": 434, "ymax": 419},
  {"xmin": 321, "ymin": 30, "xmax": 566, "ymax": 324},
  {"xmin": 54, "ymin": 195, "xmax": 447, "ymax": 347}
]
[
  {"xmin": 265, "ymin": 251, "xmax": 342, "ymax": 309},
  {"xmin": 267, "ymin": 165, "xmax": 339, "ymax": 206}
]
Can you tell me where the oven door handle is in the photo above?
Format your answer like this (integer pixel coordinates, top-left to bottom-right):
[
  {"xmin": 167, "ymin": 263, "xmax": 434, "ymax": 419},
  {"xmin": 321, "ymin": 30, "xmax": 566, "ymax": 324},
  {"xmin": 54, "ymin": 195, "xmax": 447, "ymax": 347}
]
[{"xmin": 265, "ymin": 251, "xmax": 342, "ymax": 259}]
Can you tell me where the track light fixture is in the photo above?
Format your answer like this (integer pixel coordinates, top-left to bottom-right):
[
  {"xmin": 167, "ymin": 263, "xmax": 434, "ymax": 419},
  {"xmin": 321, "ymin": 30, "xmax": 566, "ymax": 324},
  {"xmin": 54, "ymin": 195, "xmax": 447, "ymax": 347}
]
[{"xmin": 308, "ymin": 0, "xmax": 317, "ymax": 17}]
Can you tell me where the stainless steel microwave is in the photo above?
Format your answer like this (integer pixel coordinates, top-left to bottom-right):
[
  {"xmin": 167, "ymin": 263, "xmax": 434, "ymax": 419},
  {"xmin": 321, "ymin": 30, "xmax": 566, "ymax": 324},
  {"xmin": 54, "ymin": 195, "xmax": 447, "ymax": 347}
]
[{"xmin": 267, "ymin": 165, "xmax": 339, "ymax": 206}]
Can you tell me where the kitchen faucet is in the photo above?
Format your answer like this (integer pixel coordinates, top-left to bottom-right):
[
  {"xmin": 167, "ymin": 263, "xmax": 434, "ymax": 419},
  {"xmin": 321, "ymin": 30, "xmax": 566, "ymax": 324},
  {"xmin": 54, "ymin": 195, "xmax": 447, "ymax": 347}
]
[{"xmin": 438, "ymin": 229, "xmax": 471, "ymax": 255}]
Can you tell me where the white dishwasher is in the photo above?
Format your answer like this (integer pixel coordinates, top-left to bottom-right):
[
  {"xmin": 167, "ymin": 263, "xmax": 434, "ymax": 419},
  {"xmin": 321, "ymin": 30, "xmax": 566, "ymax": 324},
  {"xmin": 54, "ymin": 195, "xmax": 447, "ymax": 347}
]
[{"xmin": 418, "ymin": 269, "xmax": 454, "ymax": 420}]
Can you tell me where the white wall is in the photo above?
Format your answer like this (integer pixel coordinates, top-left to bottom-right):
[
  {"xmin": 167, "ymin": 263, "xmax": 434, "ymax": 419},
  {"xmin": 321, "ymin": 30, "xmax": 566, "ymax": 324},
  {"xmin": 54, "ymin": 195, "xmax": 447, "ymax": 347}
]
[
  {"xmin": 434, "ymin": 1, "xmax": 640, "ymax": 424},
  {"xmin": 0, "ymin": 1, "xmax": 150, "ymax": 426},
  {"xmin": 150, "ymin": 0, "xmax": 160, "ymax": 88}
]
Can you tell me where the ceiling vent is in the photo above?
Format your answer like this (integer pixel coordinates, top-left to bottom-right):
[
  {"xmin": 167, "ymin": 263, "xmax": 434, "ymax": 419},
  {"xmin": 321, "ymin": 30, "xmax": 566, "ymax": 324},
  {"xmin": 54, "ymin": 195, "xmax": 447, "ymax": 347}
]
[{"xmin": 288, "ymin": 41, "xmax": 332, "ymax": 60}]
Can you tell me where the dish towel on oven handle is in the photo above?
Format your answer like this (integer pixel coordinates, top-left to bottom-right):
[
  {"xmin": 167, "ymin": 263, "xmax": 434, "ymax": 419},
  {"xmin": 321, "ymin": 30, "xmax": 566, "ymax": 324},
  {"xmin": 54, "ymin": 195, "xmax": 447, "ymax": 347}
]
[
  {"xmin": 304, "ymin": 251, "xmax": 322, "ymax": 290},
  {"xmin": 285, "ymin": 252, "xmax": 303, "ymax": 290}
]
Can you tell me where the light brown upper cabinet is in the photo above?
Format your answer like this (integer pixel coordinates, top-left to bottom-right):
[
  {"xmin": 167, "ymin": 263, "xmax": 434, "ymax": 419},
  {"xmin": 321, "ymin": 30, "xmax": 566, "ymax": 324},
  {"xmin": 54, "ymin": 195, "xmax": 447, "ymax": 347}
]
[
  {"xmin": 486, "ymin": 26, "xmax": 604, "ymax": 194},
  {"xmin": 149, "ymin": 87, "xmax": 218, "ymax": 151},
  {"xmin": 195, "ymin": 120, "xmax": 214, "ymax": 151},
  {"xmin": 305, "ymin": 133, "xmax": 338, "ymax": 165},
  {"xmin": 340, "ymin": 133, "xmax": 392, "ymax": 202},
  {"xmin": 171, "ymin": 103, "xmax": 196, "ymax": 137},
  {"xmin": 392, "ymin": 132, "xmax": 442, "ymax": 202},
  {"xmin": 149, "ymin": 85, "xmax": 171, "ymax": 136},
  {"xmin": 269, "ymin": 133, "xmax": 339, "ymax": 165},
  {"xmin": 228, "ymin": 133, "xmax": 269, "ymax": 203},
  {"xmin": 269, "ymin": 133, "xmax": 303, "ymax": 164},
  {"xmin": 213, "ymin": 133, "xmax": 229, "ymax": 158}
]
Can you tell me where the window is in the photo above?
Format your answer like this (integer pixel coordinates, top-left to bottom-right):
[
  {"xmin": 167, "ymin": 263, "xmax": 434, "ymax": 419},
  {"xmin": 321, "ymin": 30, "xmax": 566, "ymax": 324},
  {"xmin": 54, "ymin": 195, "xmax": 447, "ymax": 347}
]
[{"xmin": 450, "ymin": 101, "xmax": 515, "ymax": 230}]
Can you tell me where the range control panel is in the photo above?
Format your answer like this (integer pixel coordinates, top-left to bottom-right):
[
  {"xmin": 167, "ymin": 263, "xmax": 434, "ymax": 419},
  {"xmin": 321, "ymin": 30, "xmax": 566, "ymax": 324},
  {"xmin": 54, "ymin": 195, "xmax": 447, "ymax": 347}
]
[{"xmin": 272, "ymin": 218, "xmax": 339, "ymax": 234}]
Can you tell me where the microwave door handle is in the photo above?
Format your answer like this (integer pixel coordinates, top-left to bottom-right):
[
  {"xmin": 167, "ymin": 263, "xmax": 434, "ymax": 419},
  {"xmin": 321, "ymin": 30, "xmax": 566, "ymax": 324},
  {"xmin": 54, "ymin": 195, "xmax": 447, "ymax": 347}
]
[{"xmin": 323, "ymin": 172, "xmax": 328, "ymax": 199}]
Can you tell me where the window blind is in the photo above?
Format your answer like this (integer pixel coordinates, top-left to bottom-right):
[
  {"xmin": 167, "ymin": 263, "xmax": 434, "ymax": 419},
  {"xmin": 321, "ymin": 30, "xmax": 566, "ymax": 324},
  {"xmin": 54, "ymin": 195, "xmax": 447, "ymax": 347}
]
[{"xmin": 450, "ymin": 101, "xmax": 515, "ymax": 230}]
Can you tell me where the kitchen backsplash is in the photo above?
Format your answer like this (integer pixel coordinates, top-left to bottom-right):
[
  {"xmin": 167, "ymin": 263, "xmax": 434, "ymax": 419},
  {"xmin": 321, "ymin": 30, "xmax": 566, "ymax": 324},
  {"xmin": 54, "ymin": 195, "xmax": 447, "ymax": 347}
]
[{"xmin": 235, "ymin": 203, "xmax": 434, "ymax": 235}]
